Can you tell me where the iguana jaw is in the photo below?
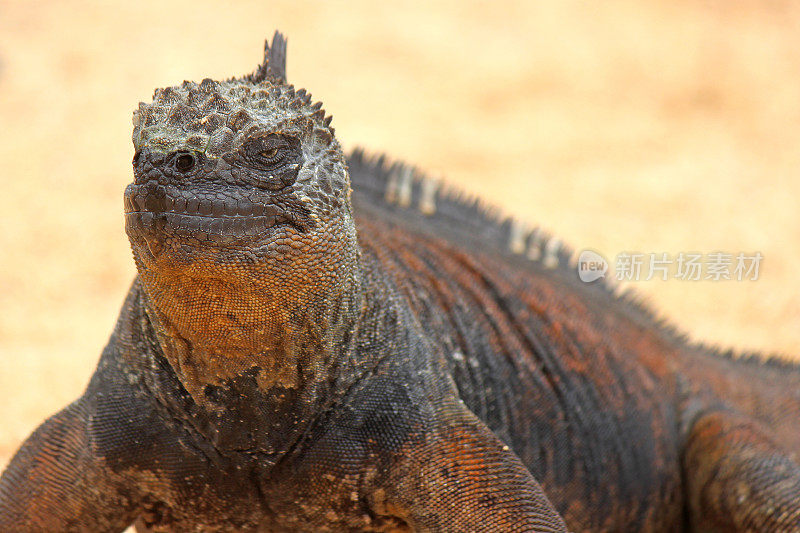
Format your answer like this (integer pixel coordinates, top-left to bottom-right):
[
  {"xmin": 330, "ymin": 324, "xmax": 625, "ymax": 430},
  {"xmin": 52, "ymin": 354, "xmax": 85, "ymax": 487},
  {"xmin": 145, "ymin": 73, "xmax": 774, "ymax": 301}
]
[
  {"xmin": 123, "ymin": 176, "xmax": 308, "ymax": 260},
  {"xmin": 124, "ymin": 158, "xmax": 361, "ymax": 356}
]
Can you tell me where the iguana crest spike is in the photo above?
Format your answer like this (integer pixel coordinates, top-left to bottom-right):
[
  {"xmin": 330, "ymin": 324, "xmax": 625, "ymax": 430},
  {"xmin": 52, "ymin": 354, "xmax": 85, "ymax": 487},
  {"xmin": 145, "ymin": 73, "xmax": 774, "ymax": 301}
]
[{"xmin": 247, "ymin": 30, "xmax": 287, "ymax": 83}]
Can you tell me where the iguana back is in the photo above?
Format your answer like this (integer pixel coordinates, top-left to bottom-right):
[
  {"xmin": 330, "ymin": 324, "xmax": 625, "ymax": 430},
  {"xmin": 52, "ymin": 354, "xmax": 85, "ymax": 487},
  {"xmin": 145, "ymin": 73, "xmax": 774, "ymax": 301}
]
[{"xmin": 348, "ymin": 150, "xmax": 800, "ymax": 530}]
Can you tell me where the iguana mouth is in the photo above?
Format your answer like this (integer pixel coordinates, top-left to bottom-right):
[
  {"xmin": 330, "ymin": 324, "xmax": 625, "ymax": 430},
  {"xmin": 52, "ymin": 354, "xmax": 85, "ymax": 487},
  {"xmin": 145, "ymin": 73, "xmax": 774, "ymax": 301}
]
[{"xmin": 124, "ymin": 181, "xmax": 304, "ymax": 243}]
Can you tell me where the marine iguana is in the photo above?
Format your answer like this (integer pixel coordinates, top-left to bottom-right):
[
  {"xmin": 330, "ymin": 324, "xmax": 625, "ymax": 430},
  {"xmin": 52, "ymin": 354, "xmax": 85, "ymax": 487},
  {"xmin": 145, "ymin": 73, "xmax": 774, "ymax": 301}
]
[{"xmin": 1, "ymin": 32, "xmax": 799, "ymax": 532}]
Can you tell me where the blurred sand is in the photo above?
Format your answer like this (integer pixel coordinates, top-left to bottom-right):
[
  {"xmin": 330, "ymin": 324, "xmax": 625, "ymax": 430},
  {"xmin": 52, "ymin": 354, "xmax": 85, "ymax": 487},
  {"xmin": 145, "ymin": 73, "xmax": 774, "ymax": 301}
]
[{"xmin": 1, "ymin": 0, "xmax": 800, "ymax": 473}]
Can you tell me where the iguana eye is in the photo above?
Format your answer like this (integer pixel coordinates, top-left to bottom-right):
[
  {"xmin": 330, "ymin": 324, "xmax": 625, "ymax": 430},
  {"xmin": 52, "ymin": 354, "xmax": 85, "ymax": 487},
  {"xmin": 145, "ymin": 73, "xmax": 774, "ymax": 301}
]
[
  {"xmin": 242, "ymin": 134, "xmax": 300, "ymax": 170},
  {"xmin": 259, "ymin": 147, "xmax": 280, "ymax": 160},
  {"xmin": 237, "ymin": 134, "xmax": 303, "ymax": 190}
]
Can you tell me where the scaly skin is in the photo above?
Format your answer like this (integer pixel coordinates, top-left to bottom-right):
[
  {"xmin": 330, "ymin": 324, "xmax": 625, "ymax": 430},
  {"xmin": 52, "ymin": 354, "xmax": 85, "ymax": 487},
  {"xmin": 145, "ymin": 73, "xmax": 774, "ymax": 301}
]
[{"xmin": 1, "ymin": 32, "xmax": 799, "ymax": 532}]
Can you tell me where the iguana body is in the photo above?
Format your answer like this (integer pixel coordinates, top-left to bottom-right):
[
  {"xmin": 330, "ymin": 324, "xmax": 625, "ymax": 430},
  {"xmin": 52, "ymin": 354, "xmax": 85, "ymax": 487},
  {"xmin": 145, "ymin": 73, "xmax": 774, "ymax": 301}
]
[{"xmin": 2, "ymin": 33, "xmax": 799, "ymax": 532}]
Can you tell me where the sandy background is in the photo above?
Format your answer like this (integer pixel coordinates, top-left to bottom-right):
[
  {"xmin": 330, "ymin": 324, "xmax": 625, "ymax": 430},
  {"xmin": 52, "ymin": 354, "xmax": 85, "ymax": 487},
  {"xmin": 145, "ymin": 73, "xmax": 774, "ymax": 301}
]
[{"xmin": 1, "ymin": 0, "xmax": 800, "ymax": 476}]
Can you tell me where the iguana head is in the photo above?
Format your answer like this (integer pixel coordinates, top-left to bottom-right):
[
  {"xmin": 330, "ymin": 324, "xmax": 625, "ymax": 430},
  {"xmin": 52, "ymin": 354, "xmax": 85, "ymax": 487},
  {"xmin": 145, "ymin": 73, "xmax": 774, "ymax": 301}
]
[{"xmin": 124, "ymin": 33, "xmax": 361, "ymax": 355}]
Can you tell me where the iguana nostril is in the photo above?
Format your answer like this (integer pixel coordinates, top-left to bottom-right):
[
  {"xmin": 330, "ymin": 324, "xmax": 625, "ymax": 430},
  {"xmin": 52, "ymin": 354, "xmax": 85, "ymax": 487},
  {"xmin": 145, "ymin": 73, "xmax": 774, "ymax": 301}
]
[{"xmin": 175, "ymin": 152, "xmax": 196, "ymax": 172}]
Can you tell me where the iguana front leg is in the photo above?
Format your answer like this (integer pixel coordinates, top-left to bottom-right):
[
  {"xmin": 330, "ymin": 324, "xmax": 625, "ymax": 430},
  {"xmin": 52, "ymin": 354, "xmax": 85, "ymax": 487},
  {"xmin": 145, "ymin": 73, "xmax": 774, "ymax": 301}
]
[
  {"xmin": 683, "ymin": 409, "xmax": 800, "ymax": 531},
  {"xmin": 376, "ymin": 399, "xmax": 568, "ymax": 532},
  {"xmin": 0, "ymin": 397, "xmax": 139, "ymax": 532}
]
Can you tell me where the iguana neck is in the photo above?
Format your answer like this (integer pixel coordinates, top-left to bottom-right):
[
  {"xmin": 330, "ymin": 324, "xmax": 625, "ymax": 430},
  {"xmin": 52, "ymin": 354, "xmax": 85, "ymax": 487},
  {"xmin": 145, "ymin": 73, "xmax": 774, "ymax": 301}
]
[{"xmin": 137, "ymin": 267, "xmax": 364, "ymax": 405}]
